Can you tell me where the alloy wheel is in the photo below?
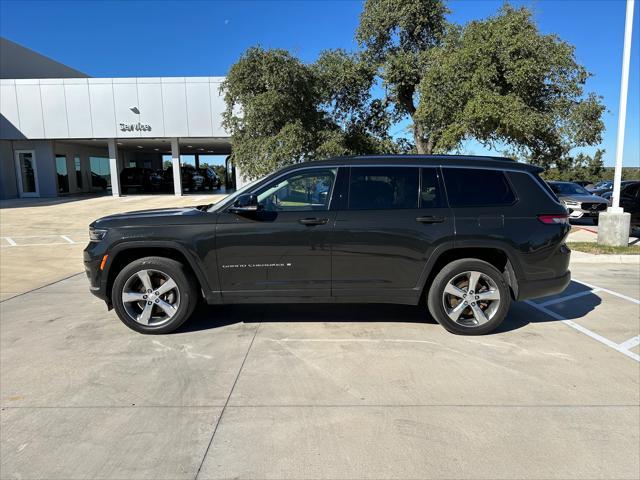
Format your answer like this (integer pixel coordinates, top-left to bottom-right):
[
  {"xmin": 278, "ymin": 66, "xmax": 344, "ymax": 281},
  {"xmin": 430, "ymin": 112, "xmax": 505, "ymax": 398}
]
[
  {"xmin": 121, "ymin": 269, "xmax": 180, "ymax": 327},
  {"xmin": 441, "ymin": 270, "xmax": 501, "ymax": 327}
]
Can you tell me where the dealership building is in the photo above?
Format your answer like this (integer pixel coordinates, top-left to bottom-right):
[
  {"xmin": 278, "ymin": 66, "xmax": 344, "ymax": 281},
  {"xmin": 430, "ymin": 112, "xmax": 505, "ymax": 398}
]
[{"xmin": 0, "ymin": 38, "xmax": 234, "ymax": 199}]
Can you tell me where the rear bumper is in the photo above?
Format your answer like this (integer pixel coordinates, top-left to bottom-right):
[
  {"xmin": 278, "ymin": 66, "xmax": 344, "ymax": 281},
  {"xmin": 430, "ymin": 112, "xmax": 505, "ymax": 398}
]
[{"xmin": 516, "ymin": 270, "xmax": 571, "ymax": 301}]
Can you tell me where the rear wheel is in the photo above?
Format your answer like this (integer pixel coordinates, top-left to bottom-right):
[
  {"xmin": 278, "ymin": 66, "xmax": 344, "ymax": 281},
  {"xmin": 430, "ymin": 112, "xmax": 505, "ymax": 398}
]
[
  {"xmin": 112, "ymin": 256, "xmax": 198, "ymax": 334},
  {"xmin": 427, "ymin": 259, "xmax": 510, "ymax": 335}
]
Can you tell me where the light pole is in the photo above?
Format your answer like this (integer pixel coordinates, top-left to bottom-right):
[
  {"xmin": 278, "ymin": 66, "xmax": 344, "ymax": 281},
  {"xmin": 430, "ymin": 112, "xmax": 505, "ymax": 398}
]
[{"xmin": 598, "ymin": 0, "xmax": 634, "ymax": 246}]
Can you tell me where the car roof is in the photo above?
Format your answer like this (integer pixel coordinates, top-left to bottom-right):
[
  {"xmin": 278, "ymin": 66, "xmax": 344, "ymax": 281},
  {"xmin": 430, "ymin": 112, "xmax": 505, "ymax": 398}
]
[{"xmin": 288, "ymin": 155, "xmax": 544, "ymax": 174}]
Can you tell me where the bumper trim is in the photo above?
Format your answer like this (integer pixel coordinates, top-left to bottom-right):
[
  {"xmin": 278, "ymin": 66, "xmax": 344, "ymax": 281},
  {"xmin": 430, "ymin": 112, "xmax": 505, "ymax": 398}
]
[{"xmin": 516, "ymin": 270, "xmax": 571, "ymax": 301}]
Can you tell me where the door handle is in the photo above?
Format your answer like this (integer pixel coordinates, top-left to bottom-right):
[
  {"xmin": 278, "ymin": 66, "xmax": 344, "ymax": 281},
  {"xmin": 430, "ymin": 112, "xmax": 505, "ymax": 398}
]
[
  {"xmin": 416, "ymin": 216, "xmax": 445, "ymax": 224},
  {"xmin": 298, "ymin": 217, "xmax": 329, "ymax": 226}
]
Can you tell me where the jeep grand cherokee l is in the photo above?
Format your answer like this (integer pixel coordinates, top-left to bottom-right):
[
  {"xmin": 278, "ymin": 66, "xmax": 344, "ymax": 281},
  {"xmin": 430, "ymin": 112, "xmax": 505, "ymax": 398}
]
[{"xmin": 85, "ymin": 155, "xmax": 571, "ymax": 335}]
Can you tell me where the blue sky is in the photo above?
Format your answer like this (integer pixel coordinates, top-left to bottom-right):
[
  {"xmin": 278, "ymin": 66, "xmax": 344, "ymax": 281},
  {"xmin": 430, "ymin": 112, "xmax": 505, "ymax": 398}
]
[{"xmin": 1, "ymin": 0, "xmax": 638, "ymax": 167}]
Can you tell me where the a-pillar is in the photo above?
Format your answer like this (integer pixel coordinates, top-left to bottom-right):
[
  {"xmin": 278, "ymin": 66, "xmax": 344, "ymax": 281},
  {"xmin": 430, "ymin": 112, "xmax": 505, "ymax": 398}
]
[
  {"xmin": 107, "ymin": 139, "xmax": 120, "ymax": 197},
  {"xmin": 171, "ymin": 138, "xmax": 182, "ymax": 196}
]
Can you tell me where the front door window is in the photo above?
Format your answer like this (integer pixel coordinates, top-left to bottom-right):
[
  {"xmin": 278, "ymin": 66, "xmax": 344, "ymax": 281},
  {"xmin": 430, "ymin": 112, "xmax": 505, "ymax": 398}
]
[{"xmin": 256, "ymin": 168, "xmax": 337, "ymax": 212}]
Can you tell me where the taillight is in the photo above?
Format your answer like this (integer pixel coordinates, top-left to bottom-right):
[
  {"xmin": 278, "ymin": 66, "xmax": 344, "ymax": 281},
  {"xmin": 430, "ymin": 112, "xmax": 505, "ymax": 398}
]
[{"xmin": 538, "ymin": 213, "xmax": 569, "ymax": 224}]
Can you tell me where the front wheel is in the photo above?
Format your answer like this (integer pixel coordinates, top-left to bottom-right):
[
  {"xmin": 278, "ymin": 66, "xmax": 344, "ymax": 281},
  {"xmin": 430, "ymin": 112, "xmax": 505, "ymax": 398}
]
[
  {"xmin": 112, "ymin": 256, "xmax": 198, "ymax": 334},
  {"xmin": 427, "ymin": 259, "xmax": 511, "ymax": 335}
]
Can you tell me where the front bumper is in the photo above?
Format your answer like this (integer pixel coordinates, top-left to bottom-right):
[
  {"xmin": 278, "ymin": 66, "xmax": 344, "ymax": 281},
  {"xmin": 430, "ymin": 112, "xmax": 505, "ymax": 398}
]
[
  {"xmin": 84, "ymin": 244, "xmax": 109, "ymax": 303},
  {"xmin": 566, "ymin": 204, "xmax": 608, "ymax": 219}
]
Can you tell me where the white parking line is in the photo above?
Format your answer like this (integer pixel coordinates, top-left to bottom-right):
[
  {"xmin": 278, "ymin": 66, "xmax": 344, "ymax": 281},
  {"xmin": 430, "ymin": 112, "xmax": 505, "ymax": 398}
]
[
  {"xmin": 538, "ymin": 288, "xmax": 601, "ymax": 307},
  {"xmin": 619, "ymin": 336, "xmax": 640, "ymax": 351},
  {"xmin": 525, "ymin": 279, "xmax": 640, "ymax": 363},
  {"xmin": 574, "ymin": 279, "xmax": 640, "ymax": 305},
  {"xmin": 0, "ymin": 234, "xmax": 83, "ymax": 248}
]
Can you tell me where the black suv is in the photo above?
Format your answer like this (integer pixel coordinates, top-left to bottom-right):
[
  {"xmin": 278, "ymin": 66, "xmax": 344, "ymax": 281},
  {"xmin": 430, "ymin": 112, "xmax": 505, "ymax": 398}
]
[{"xmin": 85, "ymin": 156, "xmax": 571, "ymax": 335}]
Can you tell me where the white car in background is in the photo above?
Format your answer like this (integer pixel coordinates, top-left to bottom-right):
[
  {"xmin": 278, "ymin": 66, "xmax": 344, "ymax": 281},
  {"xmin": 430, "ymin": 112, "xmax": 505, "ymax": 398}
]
[{"xmin": 547, "ymin": 181, "xmax": 608, "ymax": 220}]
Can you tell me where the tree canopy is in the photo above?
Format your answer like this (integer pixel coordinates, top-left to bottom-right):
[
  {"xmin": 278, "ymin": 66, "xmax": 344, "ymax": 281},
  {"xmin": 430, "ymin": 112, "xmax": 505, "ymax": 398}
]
[{"xmin": 222, "ymin": 0, "xmax": 605, "ymax": 179}]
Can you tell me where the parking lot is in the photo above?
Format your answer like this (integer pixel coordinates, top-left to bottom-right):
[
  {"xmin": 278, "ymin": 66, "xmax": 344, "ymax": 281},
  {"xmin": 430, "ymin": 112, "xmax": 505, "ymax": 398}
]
[{"xmin": 1, "ymin": 197, "xmax": 639, "ymax": 479}]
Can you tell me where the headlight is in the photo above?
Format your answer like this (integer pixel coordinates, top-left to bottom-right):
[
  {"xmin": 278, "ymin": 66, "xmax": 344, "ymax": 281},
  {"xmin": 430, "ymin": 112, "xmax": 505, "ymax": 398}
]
[
  {"xmin": 89, "ymin": 228, "xmax": 107, "ymax": 242},
  {"xmin": 564, "ymin": 200, "xmax": 580, "ymax": 206}
]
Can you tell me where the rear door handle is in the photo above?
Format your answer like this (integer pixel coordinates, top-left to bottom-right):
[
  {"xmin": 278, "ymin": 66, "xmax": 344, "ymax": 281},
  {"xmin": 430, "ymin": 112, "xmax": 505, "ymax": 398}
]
[
  {"xmin": 416, "ymin": 216, "xmax": 445, "ymax": 224},
  {"xmin": 298, "ymin": 217, "xmax": 329, "ymax": 226}
]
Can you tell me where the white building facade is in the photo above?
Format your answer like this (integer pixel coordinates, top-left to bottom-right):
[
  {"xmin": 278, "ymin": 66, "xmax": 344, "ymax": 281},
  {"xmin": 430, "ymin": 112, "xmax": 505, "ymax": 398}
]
[{"xmin": 0, "ymin": 38, "xmax": 233, "ymax": 199}]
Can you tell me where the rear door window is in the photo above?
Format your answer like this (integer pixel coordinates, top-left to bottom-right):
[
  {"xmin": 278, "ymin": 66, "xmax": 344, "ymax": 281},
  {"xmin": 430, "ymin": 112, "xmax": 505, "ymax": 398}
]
[
  {"xmin": 348, "ymin": 167, "xmax": 419, "ymax": 210},
  {"xmin": 443, "ymin": 168, "xmax": 516, "ymax": 207},
  {"xmin": 420, "ymin": 168, "xmax": 445, "ymax": 208}
]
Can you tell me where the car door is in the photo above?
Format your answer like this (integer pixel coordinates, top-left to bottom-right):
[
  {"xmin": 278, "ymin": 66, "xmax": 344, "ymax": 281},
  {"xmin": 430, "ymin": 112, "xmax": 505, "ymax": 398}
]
[
  {"xmin": 215, "ymin": 167, "xmax": 339, "ymax": 300},
  {"xmin": 620, "ymin": 183, "xmax": 640, "ymax": 224},
  {"xmin": 331, "ymin": 166, "xmax": 454, "ymax": 302}
]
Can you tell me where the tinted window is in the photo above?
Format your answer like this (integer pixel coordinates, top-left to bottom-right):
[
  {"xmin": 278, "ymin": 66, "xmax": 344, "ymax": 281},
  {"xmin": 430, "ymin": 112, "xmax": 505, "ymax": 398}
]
[
  {"xmin": 420, "ymin": 168, "xmax": 444, "ymax": 208},
  {"xmin": 443, "ymin": 168, "xmax": 515, "ymax": 207},
  {"xmin": 256, "ymin": 168, "xmax": 337, "ymax": 212},
  {"xmin": 348, "ymin": 167, "xmax": 418, "ymax": 210}
]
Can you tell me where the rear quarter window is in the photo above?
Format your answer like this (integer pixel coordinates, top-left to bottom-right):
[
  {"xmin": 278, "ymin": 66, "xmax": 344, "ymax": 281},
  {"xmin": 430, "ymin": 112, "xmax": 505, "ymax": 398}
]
[{"xmin": 442, "ymin": 168, "xmax": 516, "ymax": 207}]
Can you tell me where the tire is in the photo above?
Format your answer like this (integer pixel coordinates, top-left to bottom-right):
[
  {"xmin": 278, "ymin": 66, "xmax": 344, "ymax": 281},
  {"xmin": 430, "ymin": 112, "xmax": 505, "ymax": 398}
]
[
  {"xmin": 427, "ymin": 258, "xmax": 511, "ymax": 335},
  {"xmin": 112, "ymin": 256, "xmax": 198, "ymax": 334}
]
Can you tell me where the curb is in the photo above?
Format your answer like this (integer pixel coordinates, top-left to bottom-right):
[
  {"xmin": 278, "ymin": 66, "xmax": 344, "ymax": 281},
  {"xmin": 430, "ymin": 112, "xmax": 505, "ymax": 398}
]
[{"xmin": 570, "ymin": 253, "xmax": 640, "ymax": 264}]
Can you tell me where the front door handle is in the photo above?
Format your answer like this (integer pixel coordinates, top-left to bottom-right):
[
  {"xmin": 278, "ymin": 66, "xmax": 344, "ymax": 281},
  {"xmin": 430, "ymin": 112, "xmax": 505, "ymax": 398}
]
[
  {"xmin": 298, "ymin": 217, "xmax": 329, "ymax": 226},
  {"xmin": 416, "ymin": 216, "xmax": 445, "ymax": 224}
]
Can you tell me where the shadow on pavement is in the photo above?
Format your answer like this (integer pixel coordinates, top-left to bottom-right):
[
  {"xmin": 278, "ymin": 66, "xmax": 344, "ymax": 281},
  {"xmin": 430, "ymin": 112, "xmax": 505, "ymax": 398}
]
[{"xmin": 175, "ymin": 280, "xmax": 602, "ymax": 335}]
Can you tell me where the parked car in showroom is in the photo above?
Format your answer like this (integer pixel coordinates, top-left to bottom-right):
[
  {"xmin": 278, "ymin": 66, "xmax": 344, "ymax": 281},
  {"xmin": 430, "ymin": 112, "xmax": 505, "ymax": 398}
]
[
  {"xmin": 120, "ymin": 167, "xmax": 155, "ymax": 193},
  {"xmin": 197, "ymin": 166, "xmax": 222, "ymax": 190},
  {"xmin": 547, "ymin": 181, "xmax": 608, "ymax": 221},
  {"xmin": 162, "ymin": 166, "xmax": 198, "ymax": 192},
  {"xmin": 85, "ymin": 155, "xmax": 571, "ymax": 336},
  {"xmin": 91, "ymin": 172, "xmax": 108, "ymax": 190}
]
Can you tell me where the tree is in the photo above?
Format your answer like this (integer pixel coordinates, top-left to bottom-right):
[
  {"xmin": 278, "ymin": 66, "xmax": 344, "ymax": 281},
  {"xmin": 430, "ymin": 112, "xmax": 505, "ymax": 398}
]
[
  {"xmin": 356, "ymin": 0, "xmax": 449, "ymax": 154},
  {"xmin": 223, "ymin": 1, "xmax": 606, "ymax": 177},
  {"xmin": 541, "ymin": 149, "xmax": 605, "ymax": 182},
  {"xmin": 413, "ymin": 5, "xmax": 605, "ymax": 167},
  {"xmin": 221, "ymin": 47, "xmax": 403, "ymax": 179}
]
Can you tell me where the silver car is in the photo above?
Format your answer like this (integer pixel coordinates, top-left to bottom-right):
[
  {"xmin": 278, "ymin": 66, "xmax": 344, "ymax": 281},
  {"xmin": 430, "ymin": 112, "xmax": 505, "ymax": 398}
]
[{"xmin": 547, "ymin": 181, "xmax": 608, "ymax": 220}]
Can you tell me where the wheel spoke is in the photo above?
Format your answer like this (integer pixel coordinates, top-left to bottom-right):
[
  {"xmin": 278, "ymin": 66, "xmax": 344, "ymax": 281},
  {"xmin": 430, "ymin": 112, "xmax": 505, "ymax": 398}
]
[
  {"xmin": 137, "ymin": 270, "xmax": 153, "ymax": 292},
  {"xmin": 447, "ymin": 302, "xmax": 467, "ymax": 321},
  {"xmin": 470, "ymin": 303, "xmax": 488, "ymax": 325},
  {"xmin": 156, "ymin": 299, "xmax": 177, "ymax": 317},
  {"xmin": 138, "ymin": 303, "xmax": 153, "ymax": 325},
  {"xmin": 444, "ymin": 282, "xmax": 466, "ymax": 299},
  {"xmin": 468, "ymin": 271, "xmax": 481, "ymax": 292},
  {"xmin": 476, "ymin": 289, "xmax": 500, "ymax": 301},
  {"xmin": 122, "ymin": 291, "xmax": 146, "ymax": 303},
  {"xmin": 156, "ymin": 278, "xmax": 177, "ymax": 296}
]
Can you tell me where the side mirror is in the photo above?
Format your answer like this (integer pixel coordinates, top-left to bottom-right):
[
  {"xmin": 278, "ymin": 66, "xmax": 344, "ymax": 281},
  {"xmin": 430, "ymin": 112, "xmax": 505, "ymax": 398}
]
[{"xmin": 229, "ymin": 193, "xmax": 260, "ymax": 213}]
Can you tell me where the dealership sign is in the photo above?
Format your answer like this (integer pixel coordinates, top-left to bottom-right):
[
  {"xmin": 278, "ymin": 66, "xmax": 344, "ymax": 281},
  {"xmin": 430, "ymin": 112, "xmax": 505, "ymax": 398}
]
[{"xmin": 119, "ymin": 122, "xmax": 151, "ymax": 132}]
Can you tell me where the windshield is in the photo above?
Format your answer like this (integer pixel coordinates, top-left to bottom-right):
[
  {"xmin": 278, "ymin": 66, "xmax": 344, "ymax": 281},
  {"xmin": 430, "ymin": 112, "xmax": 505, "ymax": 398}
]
[{"xmin": 549, "ymin": 182, "xmax": 591, "ymax": 196}]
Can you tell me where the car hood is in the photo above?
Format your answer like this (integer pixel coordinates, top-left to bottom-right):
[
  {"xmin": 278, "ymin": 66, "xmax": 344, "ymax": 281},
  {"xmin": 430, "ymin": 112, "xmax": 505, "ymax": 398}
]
[
  {"xmin": 558, "ymin": 194, "xmax": 608, "ymax": 203},
  {"xmin": 91, "ymin": 205, "xmax": 211, "ymax": 228}
]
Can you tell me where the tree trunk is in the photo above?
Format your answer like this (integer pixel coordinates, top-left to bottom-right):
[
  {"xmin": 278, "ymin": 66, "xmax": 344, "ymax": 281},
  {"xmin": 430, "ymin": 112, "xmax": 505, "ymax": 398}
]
[{"xmin": 413, "ymin": 123, "xmax": 432, "ymax": 154}]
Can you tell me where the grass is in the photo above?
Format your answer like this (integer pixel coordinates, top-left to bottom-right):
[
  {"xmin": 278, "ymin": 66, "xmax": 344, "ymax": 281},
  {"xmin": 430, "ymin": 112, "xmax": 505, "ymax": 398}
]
[{"xmin": 568, "ymin": 242, "xmax": 640, "ymax": 255}]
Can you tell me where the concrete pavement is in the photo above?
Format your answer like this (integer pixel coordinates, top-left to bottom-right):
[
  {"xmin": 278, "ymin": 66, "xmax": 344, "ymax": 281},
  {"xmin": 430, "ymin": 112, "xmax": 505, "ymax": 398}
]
[
  {"xmin": 0, "ymin": 194, "xmax": 226, "ymax": 301},
  {"xmin": 1, "ymin": 262, "xmax": 638, "ymax": 479}
]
